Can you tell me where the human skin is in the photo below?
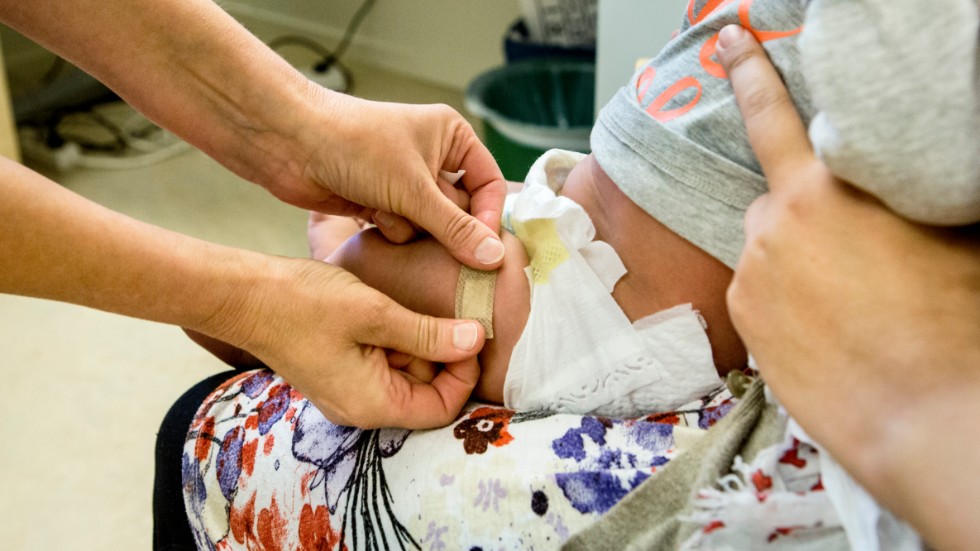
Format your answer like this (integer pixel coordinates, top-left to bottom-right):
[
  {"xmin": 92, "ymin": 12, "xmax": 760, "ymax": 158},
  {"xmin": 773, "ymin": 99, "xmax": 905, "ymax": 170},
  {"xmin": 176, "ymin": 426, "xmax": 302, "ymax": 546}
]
[
  {"xmin": 0, "ymin": 0, "xmax": 514, "ymax": 429},
  {"xmin": 718, "ymin": 25, "xmax": 980, "ymax": 550},
  {"xmin": 322, "ymin": 154, "xmax": 747, "ymax": 403},
  {"xmin": 0, "ymin": 0, "xmax": 507, "ymax": 269},
  {"xmin": 1, "ymin": 157, "xmax": 488, "ymax": 429}
]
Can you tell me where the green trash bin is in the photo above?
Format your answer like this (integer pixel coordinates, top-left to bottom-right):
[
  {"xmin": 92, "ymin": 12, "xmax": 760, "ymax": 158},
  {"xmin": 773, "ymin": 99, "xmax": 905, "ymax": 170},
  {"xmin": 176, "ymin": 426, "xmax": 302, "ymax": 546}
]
[{"xmin": 465, "ymin": 60, "xmax": 595, "ymax": 181}]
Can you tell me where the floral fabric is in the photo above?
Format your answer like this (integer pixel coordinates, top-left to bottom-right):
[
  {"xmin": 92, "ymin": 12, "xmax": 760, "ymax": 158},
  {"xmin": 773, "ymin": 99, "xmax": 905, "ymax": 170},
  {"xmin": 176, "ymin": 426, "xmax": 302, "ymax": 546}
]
[{"xmin": 182, "ymin": 369, "xmax": 737, "ymax": 550}]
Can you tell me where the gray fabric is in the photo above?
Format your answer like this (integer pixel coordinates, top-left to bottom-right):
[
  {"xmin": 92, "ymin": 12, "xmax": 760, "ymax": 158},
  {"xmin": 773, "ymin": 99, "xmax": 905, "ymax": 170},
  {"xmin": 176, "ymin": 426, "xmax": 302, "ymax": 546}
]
[
  {"xmin": 803, "ymin": 0, "xmax": 980, "ymax": 225},
  {"xmin": 562, "ymin": 379, "xmax": 786, "ymax": 550},
  {"xmin": 573, "ymin": 0, "xmax": 979, "ymax": 545},
  {"xmin": 591, "ymin": 0, "xmax": 812, "ymax": 269},
  {"xmin": 592, "ymin": 0, "xmax": 980, "ymax": 269}
]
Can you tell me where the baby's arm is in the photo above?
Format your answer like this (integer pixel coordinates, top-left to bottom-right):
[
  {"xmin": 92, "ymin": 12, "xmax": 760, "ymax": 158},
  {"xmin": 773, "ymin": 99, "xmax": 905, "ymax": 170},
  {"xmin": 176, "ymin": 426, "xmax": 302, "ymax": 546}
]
[
  {"xmin": 327, "ymin": 227, "xmax": 530, "ymax": 404},
  {"xmin": 803, "ymin": 0, "xmax": 980, "ymax": 224}
]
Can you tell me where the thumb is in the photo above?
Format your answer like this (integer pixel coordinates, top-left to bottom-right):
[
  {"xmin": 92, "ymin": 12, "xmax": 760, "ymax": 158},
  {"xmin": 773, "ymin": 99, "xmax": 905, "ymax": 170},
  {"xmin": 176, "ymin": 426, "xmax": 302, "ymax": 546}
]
[
  {"xmin": 402, "ymin": 174, "xmax": 506, "ymax": 271},
  {"xmin": 367, "ymin": 298, "xmax": 487, "ymax": 362}
]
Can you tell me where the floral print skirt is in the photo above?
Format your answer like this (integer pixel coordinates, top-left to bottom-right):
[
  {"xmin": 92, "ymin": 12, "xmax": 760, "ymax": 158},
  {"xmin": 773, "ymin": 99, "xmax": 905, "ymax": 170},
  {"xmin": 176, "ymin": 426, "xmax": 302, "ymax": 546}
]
[{"xmin": 182, "ymin": 369, "xmax": 737, "ymax": 550}]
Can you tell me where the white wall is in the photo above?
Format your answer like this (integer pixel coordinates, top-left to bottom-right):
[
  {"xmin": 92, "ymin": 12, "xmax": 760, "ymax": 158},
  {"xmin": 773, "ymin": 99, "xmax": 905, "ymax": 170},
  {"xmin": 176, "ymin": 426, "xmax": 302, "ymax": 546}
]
[
  {"xmin": 1, "ymin": 1, "xmax": 522, "ymax": 93},
  {"xmin": 225, "ymin": 0, "xmax": 522, "ymax": 91},
  {"xmin": 595, "ymin": 0, "xmax": 687, "ymax": 114}
]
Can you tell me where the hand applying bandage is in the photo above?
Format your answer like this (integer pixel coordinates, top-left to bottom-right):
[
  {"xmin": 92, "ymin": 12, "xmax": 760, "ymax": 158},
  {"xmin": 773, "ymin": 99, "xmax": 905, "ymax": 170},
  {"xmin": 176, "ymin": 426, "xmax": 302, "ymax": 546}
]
[
  {"xmin": 302, "ymin": 99, "xmax": 508, "ymax": 271},
  {"xmin": 0, "ymin": 0, "xmax": 507, "ymax": 435},
  {"xmin": 319, "ymin": 149, "xmax": 728, "ymax": 418}
]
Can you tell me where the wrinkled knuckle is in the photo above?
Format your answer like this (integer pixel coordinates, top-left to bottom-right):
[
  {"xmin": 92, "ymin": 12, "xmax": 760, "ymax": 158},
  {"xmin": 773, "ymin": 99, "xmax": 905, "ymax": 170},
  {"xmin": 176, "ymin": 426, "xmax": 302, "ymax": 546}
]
[
  {"xmin": 738, "ymin": 223, "xmax": 773, "ymax": 277},
  {"xmin": 749, "ymin": 226, "xmax": 775, "ymax": 254},
  {"xmin": 360, "ymin": 291, "xmax": 396, "ymax": 337},
  {"xmin": 783, "ymin": 193, "xmax": 811, "ymax": 220},
  {"xmin": 444, "ymin": 211, "xmax": 482, "ymax": 247},
  {"xmin": 431, "ymin": 103, "xmax": 457, "ymax": 120},
  {"xmin": 741, "ymin": 85, "xmax": 791, "ymax": 119},
  {"xmin": 413, "ymin": 314, "xmax": 442, "ymax": 357},
  {"xmin": 723, "ymin": 45, "xmax": 759, "ymax": 74},
  {"xmin": 726, "ymin": 268, "xmax": 751, "ymax": 304},
  {"xmin": 780, "ymin": 179, "xmax": 826, "ymax": 220},
  {"xmin": 419, "ymin": 103, "xmax": 457, "ymax": 130},
  {"xmin": 442, "ymin": 110, "xmax": 478, "ymax": 159}
]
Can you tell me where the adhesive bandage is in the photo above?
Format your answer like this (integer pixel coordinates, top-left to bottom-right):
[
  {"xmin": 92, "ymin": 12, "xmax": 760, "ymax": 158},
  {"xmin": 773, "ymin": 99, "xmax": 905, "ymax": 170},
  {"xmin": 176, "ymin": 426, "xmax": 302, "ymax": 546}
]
[{"xmin": 455, "ymin": 265, "xmax": 496, "ymax": 339}]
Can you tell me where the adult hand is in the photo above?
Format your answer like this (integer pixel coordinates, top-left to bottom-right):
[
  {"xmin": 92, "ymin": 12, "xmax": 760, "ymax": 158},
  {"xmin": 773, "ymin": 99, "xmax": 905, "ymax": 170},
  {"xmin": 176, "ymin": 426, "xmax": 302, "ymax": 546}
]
[
  {"xmin": 0, "ymin": 0, "xmax": 505, "ymax": 271},
  {"xmin": 265, "ymin": 93, "xmax": 508, "ymax": 270},
  {"xmin": 1, "ymin": 0, "xmax": 487, "ymax": 430},
  {"xmin": 717, "ymin": 25, "xmax": 980, "ymax": 550},
  {"xmin": 204, "ymin": 256, "xmax": 483, "ymax": 430},
  {"xmin": 0, "ymin": 147, "xmax": 481, "ymax": 430}
]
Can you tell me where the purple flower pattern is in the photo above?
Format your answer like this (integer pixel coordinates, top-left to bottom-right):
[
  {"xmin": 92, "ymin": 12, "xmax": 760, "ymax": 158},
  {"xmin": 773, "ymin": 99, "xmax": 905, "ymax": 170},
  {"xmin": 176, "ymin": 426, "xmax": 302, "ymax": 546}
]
[
  {"xmin": 552, "ymin": 418, "xmax": 676, "ymax": 514},
  {"xmin": 184, "ymin": 369, "xmax": 740, "ymax": 549}
]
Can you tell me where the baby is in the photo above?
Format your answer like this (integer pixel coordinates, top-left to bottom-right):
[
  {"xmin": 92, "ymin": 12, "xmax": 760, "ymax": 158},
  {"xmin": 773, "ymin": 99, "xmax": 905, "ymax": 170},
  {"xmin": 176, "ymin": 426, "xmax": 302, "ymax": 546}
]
[{"xmin": 315, "ymin": 148, "xmax": 742, "ymax": 417}]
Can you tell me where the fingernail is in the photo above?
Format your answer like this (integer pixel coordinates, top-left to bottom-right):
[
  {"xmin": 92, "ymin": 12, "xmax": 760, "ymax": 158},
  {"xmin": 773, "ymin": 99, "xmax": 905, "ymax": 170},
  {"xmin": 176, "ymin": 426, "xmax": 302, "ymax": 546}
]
[
  {"xmin": 717, "ymin": 25, "xmax": 745, "ymax": 50},
  {"xmin": 453, "ymin": 322, "xmax": 479, "ymax": 351},
  {"xmin": 374, "ymin": 211, "xmax": 394, "ymax": 228},
  {"xmin": 474, "ymin": 237, "xmax": 505, "ymax": 265}
]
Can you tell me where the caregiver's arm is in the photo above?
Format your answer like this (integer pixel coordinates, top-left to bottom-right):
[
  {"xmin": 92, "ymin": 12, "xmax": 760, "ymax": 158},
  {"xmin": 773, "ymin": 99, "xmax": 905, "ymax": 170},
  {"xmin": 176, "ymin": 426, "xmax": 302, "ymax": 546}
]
[
  {"xmin": 0, "ymin": 0, "xmax": 506, "ymax": 269},
  {"xmin": 718, "ymin": 27, "xmax": 980, "ymax": 551},
  {"xmin": 0, "ymin": 157, "xmax": 481, "ymax": 429}
]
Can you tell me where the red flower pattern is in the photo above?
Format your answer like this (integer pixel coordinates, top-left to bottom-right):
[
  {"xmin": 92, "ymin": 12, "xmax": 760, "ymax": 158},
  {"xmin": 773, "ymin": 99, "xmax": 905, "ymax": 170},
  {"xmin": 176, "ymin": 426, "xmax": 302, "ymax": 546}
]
[{"xmin": 453, "ymin": 407, "xmax": 515, "ymax": 454}]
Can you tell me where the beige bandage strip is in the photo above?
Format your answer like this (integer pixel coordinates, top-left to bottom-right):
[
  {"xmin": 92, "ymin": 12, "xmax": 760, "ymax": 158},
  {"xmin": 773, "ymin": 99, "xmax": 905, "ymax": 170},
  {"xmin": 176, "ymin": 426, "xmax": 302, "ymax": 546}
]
[{"xmin": 455, "ymin": 265, "xmax": 496, "ymax": 339}]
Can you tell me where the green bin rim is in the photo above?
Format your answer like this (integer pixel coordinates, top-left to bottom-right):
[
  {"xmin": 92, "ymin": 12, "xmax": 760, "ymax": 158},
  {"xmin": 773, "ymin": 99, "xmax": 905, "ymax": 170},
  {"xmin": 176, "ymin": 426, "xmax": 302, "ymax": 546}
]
[{"xmin": 465, "ymin": 60, "xmax": 594, "ymax": 151}]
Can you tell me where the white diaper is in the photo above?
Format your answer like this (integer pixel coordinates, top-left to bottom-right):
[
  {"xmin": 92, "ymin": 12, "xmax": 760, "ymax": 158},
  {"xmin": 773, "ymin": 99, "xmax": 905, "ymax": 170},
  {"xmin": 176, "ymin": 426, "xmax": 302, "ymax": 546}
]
[{"xmin": 502, "ymin": 149, "xmax": 723, "ymax": 418}]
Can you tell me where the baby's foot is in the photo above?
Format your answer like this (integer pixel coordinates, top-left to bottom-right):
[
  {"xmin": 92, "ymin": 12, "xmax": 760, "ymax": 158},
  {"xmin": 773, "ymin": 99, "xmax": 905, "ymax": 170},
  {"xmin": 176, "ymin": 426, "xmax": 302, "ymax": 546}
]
[{"xmin": 307, "ymin": 212, "xmax": 369, "ymax": 261}]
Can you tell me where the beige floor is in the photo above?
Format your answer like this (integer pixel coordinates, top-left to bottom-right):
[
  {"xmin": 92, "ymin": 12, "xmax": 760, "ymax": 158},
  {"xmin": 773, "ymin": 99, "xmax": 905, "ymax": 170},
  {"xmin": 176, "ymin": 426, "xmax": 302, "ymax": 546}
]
[{"xmin": 0, "ymin": 65, "xmax": 470, "ymax": 550}]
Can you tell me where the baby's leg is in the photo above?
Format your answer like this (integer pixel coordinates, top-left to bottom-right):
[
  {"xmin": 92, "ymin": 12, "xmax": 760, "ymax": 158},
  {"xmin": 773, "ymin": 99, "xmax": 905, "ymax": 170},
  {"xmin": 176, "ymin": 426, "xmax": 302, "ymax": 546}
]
[{"xmin": 328, "ymin": 228, "xmax": 530, "ymax": 404}]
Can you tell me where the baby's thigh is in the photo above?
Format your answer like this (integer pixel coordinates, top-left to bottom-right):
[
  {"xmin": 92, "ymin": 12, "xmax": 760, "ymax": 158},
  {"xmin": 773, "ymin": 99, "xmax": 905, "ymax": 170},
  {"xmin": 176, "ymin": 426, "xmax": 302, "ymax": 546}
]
[
  {"xmin": 329, "ymin": 228, "xmax": 459, "ymax": 317},
  {"xmin": 329, "ymin": 228, "xmax": 531, "ymax": 404}
]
